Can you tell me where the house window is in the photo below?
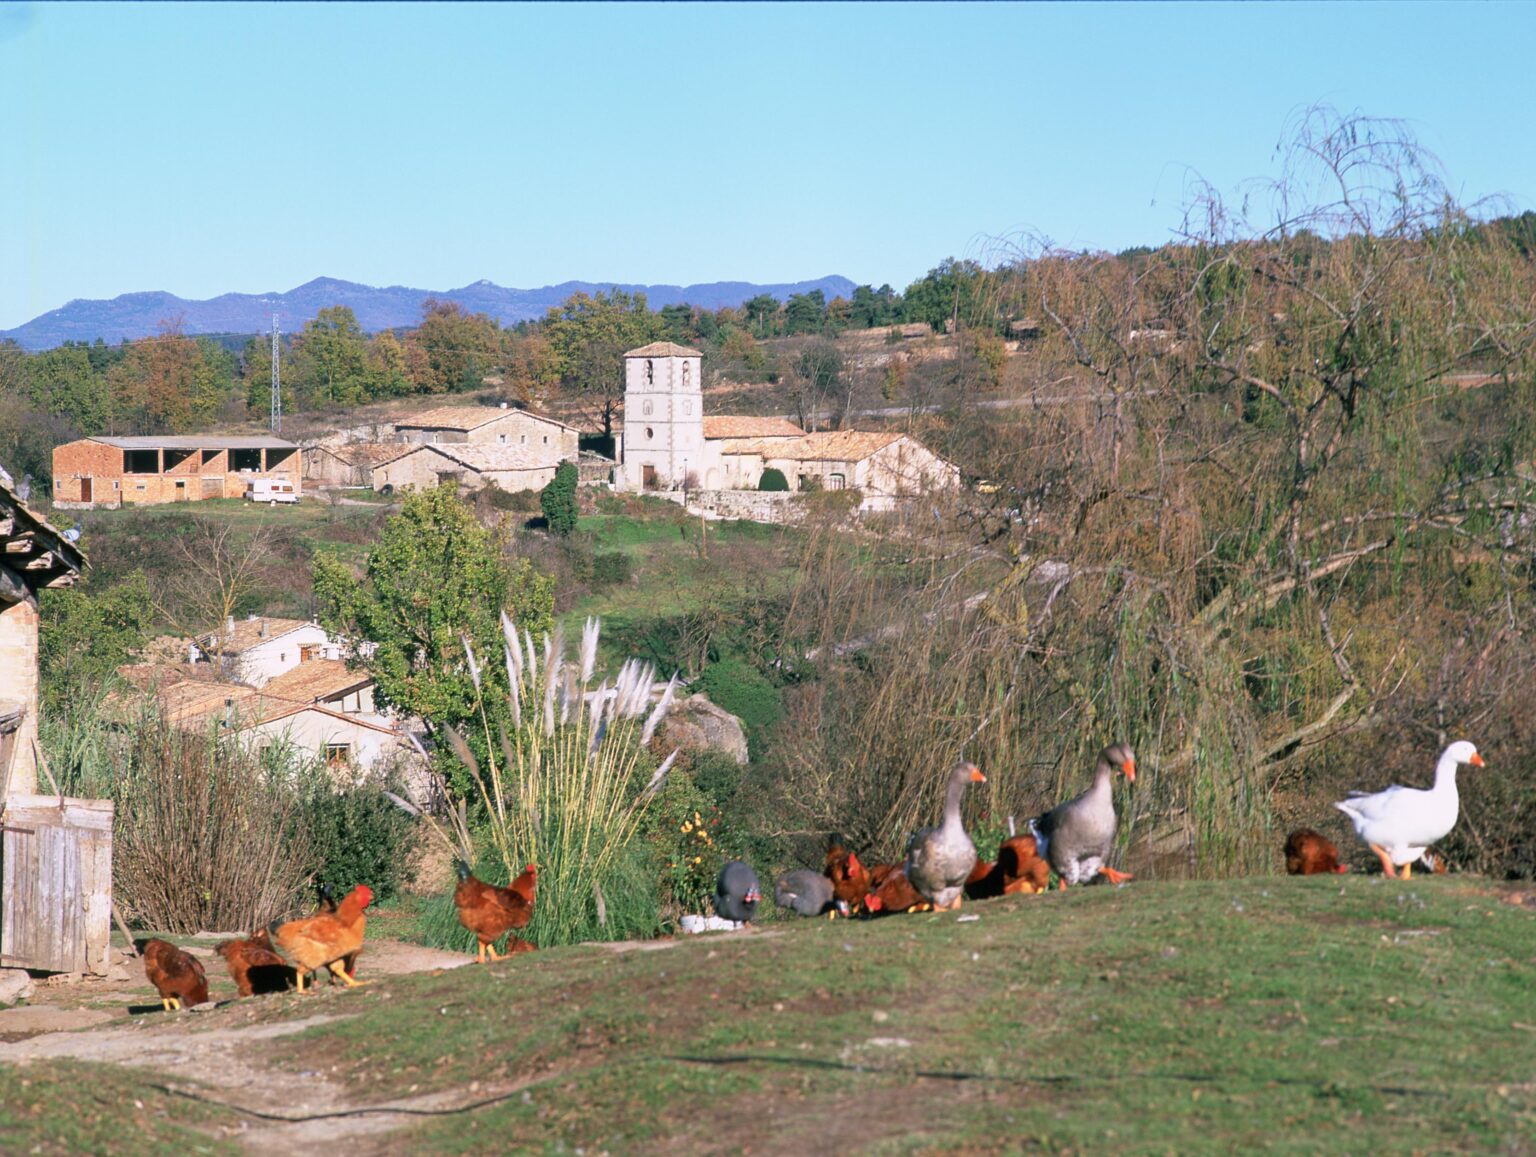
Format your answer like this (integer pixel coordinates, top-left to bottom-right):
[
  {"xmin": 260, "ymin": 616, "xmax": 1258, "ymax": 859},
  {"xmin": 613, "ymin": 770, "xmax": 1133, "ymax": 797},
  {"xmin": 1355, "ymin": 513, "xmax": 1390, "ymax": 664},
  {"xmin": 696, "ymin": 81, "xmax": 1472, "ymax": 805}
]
[
  {"xmin": 645, "ymin": 359, "xmax": 654, "ymax": 384},
  {"xmin": 520, "ymin": 435, "xmax": 527, "ymax": 444},
  {"xmin": 325, "ymin": 743, "xmax": 351, "ymax": 768},
  {"xmin": 682, "ymin": 362, "xmax": 690, "ymax": 388},
  {"xmin": 542, "ymin": 436, "xmax": 548, "ymax": 444},
  {"xmin": 643, "ymin": 400, "xmax": 653, "ymax": 416},
  {"xmin": 829, "ymin": 473, "xmax": 846, "ymax": 490},
  {"xmin": 300, "ymin": 644, "xmax": 322, "ymax": 661},
  {"xmin": 645, "ymin": 427, "xmax": 654, "ymax": 440},
  {"xmin": 499, "ymin": 434, "xmax": 508, "ymax": 444}
]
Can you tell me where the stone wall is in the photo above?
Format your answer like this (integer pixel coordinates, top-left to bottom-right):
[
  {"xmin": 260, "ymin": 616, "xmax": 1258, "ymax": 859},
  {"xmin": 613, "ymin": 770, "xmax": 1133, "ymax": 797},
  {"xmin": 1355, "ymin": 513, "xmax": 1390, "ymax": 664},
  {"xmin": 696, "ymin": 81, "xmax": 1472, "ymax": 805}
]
[
  {"xmin": 684, "ymin": 489, "xmax": 806, "ymax": 524},
  {"xmin": 0, "ymin": 598, "xmax": 39, "ymax": 795}
]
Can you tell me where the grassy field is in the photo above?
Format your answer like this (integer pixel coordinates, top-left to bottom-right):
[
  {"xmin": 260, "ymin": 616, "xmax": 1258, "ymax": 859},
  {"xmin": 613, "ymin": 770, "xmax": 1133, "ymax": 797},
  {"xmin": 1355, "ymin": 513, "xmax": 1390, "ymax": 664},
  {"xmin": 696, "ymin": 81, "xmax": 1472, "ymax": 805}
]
[{"xmin": 4, "ymin": 875, "xmax": 1534, "ymax": 1154}]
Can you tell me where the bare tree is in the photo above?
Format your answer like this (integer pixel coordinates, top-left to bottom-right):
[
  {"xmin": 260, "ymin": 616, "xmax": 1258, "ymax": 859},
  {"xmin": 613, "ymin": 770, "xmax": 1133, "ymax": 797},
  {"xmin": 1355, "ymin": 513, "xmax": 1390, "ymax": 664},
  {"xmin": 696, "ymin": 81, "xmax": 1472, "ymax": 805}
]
[{"xmin": 158, "ymin": 517, "xmax": 275, "ymax": 673}]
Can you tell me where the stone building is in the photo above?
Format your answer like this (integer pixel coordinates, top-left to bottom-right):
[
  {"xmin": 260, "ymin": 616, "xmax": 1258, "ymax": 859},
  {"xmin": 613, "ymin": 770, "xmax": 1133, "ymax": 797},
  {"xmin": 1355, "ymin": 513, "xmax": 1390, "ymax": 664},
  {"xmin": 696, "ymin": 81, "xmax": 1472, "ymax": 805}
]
[
  {"xmin": 369, "ymin": 443, "xmax": 561, "ymax": 495},
  {"xmin": 617, "ymin": 342, "xmax": 706, "ymax": 490},
  {"xmin": 395, "ymin": 405, "xmax": 580, "ymax": 458}
]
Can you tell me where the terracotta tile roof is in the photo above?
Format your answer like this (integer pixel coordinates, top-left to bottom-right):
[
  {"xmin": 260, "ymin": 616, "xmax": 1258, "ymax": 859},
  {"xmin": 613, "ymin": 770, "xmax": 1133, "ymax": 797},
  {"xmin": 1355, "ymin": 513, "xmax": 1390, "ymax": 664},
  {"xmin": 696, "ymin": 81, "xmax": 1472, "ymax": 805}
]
[
  {"xmin": 261, "ymin": 659, "xmax": 371, "ymax": 703},
  {"xmin": 624, "ymin": 341, "xmax": 703, "ymax": 359},
  {"xmin": 332, "ymin": 442, "xmax": 411, "ymax": 467},
  {"xmin": 702, "ymin": 416, "xmax": 805, "ymax": 439},
  {"xmin": 428, "ymin": 444, "xmax": 561, "ymax": 472},
  {"xmin": 718, "ymin": 430, "xmax": 903, "ymax": 462},
  {"xmin": 200, "ymin": 616, "xmax": 315, "ymax": 656},
  {"xmin": 396, "ymin": 406, "xmax": 514, "ymax": 431},
  {"xmin": 397, "ymin": 406, "xmax": 579, "ymax": 433}
]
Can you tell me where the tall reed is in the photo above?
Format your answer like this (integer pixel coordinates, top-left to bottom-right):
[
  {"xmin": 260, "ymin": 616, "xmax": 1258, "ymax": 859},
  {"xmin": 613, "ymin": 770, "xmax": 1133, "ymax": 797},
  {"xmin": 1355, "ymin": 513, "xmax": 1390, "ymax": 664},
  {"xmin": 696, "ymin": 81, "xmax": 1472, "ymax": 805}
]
[{"xmin": 405, "ymin": 616, "xmax": 678, "ymax": 947}]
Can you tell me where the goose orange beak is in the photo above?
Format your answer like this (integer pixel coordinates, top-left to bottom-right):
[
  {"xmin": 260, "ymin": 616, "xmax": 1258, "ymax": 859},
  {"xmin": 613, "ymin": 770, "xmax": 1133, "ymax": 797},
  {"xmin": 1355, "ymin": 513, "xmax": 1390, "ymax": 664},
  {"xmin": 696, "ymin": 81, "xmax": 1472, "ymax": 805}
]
[
  {"xmin": 1470, "ymin": 753, "xmax": 1485, "ymax": 768},
  {"xmin": 1123, "ymin": 758, "xmax": 1137, "ymax": 782},
  {"xmin": 970, "ymin": 767, "xmax": 987, "ymax": 783}
]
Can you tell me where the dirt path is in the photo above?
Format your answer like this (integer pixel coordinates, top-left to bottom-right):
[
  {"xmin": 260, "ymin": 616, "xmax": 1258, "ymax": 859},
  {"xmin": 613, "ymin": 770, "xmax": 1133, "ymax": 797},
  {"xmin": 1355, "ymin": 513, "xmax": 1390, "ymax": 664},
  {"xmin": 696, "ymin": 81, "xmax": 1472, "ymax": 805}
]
[{"xmin": 0, "ymin": 937, "xmax": 480, "ymax": 1152}]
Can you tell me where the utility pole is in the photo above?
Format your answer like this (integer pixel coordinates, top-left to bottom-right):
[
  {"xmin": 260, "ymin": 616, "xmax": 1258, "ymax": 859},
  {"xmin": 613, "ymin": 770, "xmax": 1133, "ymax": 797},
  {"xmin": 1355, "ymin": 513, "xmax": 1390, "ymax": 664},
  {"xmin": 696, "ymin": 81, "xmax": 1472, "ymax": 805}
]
[{"xmin": 270, "ymin": 314, "xmax": 282, "ymax": 433}]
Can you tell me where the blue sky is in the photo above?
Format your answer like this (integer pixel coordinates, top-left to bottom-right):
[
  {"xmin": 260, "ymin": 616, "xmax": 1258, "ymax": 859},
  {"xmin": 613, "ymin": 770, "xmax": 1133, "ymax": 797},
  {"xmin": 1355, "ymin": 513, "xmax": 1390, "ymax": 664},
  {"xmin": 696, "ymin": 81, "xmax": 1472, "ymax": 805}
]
[{"xmin": 1, "ymin": 1, "xmax": 1533, "ymax": 330}]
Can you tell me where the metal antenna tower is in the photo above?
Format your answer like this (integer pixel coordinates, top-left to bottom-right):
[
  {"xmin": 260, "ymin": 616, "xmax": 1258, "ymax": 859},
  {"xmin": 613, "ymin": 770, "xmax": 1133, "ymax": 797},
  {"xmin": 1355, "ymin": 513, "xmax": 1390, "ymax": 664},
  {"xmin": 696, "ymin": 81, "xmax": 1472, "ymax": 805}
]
[{"xmin": 270, "ymin": 314, "xmax": 281, "ymax": 432}]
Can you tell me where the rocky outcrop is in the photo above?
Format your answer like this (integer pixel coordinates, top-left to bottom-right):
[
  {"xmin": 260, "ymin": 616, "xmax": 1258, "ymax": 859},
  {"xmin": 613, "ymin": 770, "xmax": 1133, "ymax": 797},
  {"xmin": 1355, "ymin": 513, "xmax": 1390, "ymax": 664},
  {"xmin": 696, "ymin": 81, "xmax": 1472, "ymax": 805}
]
[{"xmin": 662, "ymin": 693, "xmax": 749, "ymax": 765}]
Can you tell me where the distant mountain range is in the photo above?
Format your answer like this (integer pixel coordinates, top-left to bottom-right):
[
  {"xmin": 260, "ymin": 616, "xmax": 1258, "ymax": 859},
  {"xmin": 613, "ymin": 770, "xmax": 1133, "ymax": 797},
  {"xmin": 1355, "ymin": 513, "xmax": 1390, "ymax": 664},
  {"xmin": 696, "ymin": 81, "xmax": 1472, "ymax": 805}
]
[{"xmin": 0, "ymin": 274, "xmax": 860, "ymax": 351}]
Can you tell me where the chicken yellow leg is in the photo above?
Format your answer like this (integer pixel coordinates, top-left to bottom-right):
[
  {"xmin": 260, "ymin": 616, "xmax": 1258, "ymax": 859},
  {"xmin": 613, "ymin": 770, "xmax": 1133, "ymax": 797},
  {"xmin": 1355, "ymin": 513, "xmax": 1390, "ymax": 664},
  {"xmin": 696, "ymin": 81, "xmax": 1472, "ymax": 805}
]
[{"xmin": 331, "ymin": 964, "xmax": 369, "ymax": 987}]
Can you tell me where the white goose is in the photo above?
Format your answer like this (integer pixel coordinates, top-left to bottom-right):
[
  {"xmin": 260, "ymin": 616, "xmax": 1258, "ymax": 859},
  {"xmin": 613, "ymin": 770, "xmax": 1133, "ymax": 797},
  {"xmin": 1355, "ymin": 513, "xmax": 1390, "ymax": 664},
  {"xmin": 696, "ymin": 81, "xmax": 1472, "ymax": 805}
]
[{"xmin": 1333, "ymin": 741, "xmax": 1483, "ymax": 878}]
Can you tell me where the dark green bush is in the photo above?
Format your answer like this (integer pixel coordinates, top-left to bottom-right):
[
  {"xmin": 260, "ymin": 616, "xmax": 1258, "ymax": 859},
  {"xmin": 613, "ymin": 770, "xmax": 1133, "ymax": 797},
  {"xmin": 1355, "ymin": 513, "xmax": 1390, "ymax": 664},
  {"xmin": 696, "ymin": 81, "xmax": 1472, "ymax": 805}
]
[
  {"xmin": 298, "ymin": 770, "xmax": 419, "ymax": 903},
  {"xmin": 541, "ymin": 461, "xmax": 580, "ymax": 535},
  {"xmin": 759, "ymin": 467, "xmax": 789, "ymax": 492},
  {"xmin": 589, "ymin": 551, "xmax": 633, "ymax": 586},
  {"xmin": 698, "ymin": 658, "xmax": 783, "ymax": 732}
]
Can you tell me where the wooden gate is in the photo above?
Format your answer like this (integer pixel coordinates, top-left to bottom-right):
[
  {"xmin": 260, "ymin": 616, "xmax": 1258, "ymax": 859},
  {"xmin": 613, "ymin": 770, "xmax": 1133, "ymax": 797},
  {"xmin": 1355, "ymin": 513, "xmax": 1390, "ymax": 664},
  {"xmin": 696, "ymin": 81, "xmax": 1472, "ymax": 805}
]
[{"xmin": 0, "ymin": 796, "xmax": 113, "ymax": 974}]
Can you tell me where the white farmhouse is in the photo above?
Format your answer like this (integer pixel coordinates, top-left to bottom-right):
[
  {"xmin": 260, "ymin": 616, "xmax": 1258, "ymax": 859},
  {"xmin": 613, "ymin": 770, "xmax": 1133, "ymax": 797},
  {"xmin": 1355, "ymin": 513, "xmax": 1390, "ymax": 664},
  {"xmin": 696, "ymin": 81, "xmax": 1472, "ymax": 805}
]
[{"xmin": 196, "ymin": 616, "xmax": 341, "ymax": 687}]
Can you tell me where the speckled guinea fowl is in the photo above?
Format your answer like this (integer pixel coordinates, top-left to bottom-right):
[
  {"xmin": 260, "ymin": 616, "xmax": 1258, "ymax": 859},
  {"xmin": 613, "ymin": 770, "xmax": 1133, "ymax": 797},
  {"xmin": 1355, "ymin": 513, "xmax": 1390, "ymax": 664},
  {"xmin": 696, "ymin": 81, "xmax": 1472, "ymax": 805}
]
[
  {"xmin": 1031, "ymin": 743, "xmax": 1136, "ymax": 888},
  {"xmin": 904, "ymin": 760, "xmax": 987, "ymax": 911},
  {"xmin": 774, "ymin": 869, "xmax": 848, "ymax": 917},
  {"xmin": 714, "ymin": 860, "xmax": 762, "ymax": 923}
]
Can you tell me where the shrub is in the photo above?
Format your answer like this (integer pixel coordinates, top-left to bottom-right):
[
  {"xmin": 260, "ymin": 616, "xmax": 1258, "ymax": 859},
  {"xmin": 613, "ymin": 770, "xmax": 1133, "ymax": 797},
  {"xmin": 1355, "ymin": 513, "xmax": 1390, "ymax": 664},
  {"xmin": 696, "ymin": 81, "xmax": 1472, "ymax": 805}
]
[
  {"xmin": 589, "ymin": 551, "xmax": 632, "ymax": 587},
  {"xmin": 540, "ymin": 460, "xmax": 580, "ymax": 535},
  {"xmin": 297, "ymin": 767, "xmax": 419, "ymax": 903},
  {"xmin": 698, "ymin": 657, "xmax": 783, "ymax": 733},
  {"xmin": 759, "ymin": 467, "xmax": 789, "ymax": 492},
  {"xmin": 103, "ymin": 710, "xmax": 314, "ymax": 933}
]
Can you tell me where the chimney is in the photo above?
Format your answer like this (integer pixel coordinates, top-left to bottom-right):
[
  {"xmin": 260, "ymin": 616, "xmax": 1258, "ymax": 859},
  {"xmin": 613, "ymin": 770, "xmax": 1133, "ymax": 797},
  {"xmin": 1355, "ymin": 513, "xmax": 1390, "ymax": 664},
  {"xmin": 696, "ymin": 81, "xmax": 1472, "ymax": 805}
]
[
  {"xmin": 500, "ymin": 402, "xmax": 509, "ymax": 409},
  {"xmin": 258, "ymin": 620, "xmax": 267, "ymax": 638}
]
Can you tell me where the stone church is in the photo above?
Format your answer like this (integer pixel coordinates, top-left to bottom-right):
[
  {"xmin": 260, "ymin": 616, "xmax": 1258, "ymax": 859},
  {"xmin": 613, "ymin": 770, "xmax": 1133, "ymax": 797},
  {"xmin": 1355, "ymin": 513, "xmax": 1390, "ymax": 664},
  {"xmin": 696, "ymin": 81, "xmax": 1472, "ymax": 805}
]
[{"xmin": 615, "ymin": 342, "xmax": 959, "ymax": 509}]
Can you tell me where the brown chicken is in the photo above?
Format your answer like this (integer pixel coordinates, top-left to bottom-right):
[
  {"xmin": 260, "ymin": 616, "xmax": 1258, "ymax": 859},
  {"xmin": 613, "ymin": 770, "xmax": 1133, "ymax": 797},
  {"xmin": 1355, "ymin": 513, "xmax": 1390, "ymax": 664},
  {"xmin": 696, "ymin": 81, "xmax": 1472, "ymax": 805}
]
[
  {"xmin": 1284, "ymin": 829, "xmax": 1349, "ymax": 876},
  {"xmin": 824, "ymin": 835, "xmax": 871, "ymax": 914},
  {"xmin": 862, "ymin": 866, "xmax": 930, "ymax": 915},
  {"xmin": 141, "ymin": 939, "xmax": 209, "ymax": 1011},
  {"xmin": 268, "ymin": 884, "xmax": 372, "ymax": 991},
  {"xmin": 454, "ymin": 862, "xmax": 537, "ymax": 962},
  {"xmin": 215, "ymin": 929, "xmax": 293, "ymax": 997},
  {"xmin": 314, "ymin": 883, "xmax": 361, "ymax": 984},
  {"xmin": 966, "ymin": 835, "xmax": 1052, "ymax": 899},
  {"xmin": 1420, "ymin": 848, "xmax": 1450, "ymax": 874}
]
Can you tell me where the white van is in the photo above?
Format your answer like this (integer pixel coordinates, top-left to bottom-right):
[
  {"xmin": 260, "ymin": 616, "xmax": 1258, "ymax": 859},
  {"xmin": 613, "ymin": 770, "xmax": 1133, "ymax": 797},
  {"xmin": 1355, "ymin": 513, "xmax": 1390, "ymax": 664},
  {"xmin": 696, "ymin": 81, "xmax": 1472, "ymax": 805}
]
[{"xmin": 245, "ymin": 479, "xmax": 300, "ymax": 505}]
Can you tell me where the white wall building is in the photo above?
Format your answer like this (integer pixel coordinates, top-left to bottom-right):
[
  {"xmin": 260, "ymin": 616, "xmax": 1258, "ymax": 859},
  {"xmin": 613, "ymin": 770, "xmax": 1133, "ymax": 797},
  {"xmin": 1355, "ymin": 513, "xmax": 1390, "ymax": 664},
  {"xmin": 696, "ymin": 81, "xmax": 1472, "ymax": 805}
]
[
  {"xmin": 617, "ymin": 342, "xmax": 706, "ymax": 491},
  {"xmin": 197, "ymin": 617, "xmax": 341, "ymax": 687}
]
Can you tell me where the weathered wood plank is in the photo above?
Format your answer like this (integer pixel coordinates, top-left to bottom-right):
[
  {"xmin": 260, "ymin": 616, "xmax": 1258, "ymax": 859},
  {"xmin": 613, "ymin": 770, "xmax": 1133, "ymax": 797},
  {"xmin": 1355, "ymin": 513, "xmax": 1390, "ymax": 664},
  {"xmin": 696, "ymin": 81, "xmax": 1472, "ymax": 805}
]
[{"xmin": 0, "ymin": 797, "xmax": 114, "ymax": 973}]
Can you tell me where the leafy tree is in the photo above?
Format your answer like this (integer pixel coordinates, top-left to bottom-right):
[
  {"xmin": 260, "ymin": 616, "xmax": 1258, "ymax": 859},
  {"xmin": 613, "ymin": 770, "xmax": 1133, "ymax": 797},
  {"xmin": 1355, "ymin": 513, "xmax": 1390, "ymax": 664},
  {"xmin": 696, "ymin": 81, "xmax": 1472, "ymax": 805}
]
[
  {"xmin": 407, "ymin": 299, "xmax": 502, "ymax": 394},
  {"xmin": 743, "ymin": 294, "xmax": 780, "ymax": 338},
  {"xmin": 39, "ymin": 572, "xmax": 154, "ymax": 711},
  {"xmin": 288, "ymin": 305, "xmax": 372, "ymax": 406},
  {"xmin": 29, "ymin": 343, "xmax": 112, "ymax": 433},
  {"xmin": 540, "ymin": 460, "xmax": 579, "ymax": 536},
  {"xmin": 543, "ymin": 290, "xmax": 662, "ymax": 435},
  {"xmin": 313, "ymin": 485, "xmax": 554, "ymax": 739},
  {"xmin": 783, "ymin": 290, "xmax": 827, "ymax": 336},
  {"xmin": 903, "ymin": 258, "xmax": 988, "ymax": 333}
]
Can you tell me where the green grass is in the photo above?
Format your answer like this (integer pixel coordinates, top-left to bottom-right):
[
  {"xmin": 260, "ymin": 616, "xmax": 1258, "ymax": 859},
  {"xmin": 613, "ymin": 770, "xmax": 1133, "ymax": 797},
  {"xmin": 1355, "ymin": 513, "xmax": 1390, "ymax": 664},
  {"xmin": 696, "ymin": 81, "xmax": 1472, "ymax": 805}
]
[
  {"xmin": 8, "ymin": 877, "xmax": 1535, "ymax": 1152},
  {"xmin": 166, "ymin": 874, "xmax": 1534, "ymax": 1154},
  {"xmin": 0, "ymin": 1061, "xmax": 239, "ymax": 1155}
]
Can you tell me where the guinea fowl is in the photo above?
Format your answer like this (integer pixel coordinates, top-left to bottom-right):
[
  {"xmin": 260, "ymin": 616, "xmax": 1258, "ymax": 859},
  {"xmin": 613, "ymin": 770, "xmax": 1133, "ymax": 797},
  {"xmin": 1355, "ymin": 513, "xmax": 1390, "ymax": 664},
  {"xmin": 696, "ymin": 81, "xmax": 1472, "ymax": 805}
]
[
  {"xmin": 1283, "ymin": 828, "xmax": 1349, "ymax": 875},
  {"xmin": 905, "ymin": 760, "xmax": 987, "ymax": 911},
  {"xmin": 1031, "ymin": 743, "xmax": 1136, "ymax": 888},
  {"xmin": 775, "ymin": 869, "xmax": 849, "ymax": 918},
  {"xmin": 714, "ymin": 860, "xmax": 762, "ymax": 924},
  {"xmin": 1334, "ymin": 741, "xmax": 1483, "ymax": 878}
]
